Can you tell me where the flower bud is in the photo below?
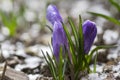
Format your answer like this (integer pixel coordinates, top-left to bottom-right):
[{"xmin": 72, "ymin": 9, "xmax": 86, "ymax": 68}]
[
  {"xmin": 52, "ymin": 21, "xmax": 68, "ymax": 59},
  {"xmin": 83, "ymin": 20, "xmax": 97, "ymax": 54},
  {"xmin": 46, "ymin": 4, "xmax": 62, "ymax": 25}
]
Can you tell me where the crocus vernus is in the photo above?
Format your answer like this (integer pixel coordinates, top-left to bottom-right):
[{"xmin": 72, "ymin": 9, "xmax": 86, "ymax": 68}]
[
  {"xmin": 46, "ymin": 4, "xmax": 68, "ymax": 59},
  {"xmin": 52, "ymin": 21, "xmax": 68, "ymax": 59},
  {"xmin": 46, "ymin": 4, "xmax": 62, "ymax": 25},
  {"xmin": 83, "ymin": 20, "xmax": 97, "ymax": 54}
]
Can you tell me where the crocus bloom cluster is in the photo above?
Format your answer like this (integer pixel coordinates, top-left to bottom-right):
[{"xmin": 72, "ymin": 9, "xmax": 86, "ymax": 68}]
[
  {"xmin": 46, "ymin": 4, "xmax": 97, "ymax": 58},
  {"xmin": 47, "ymin": 4, "xmax": 68, "ymax": 59},
  {"xmin": 83, "ymin": 20, "xmax": 97, "ymax": 54}
]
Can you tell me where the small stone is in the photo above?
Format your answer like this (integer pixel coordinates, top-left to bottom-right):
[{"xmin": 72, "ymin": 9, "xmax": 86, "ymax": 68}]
[
  {"xmin": 99, "ymin": 73, "xmax": 107, "ymax": 80},
  {"xmin": 103, "ymin": 30, "xmax": 119, "ymax": 44},
  {"xmin": 24, "ymin": 10, "xmax": 36, "ymax": 22},
  {"xmin": 28, "ymin": 74, "xmax": 40, "ymax": 80},
  {"xmin": 103, "ymin": 65, "xmax": 113, "ymax": 73},
  {"xmin": 88, "ymin": 73, "xmax": 102, "ymax": 80},
  {"xmin": 112, "ymin": 65, "xmax": 120, "ymax": 72},
  {"xmin": 105, "ymin": 73, "xmax": 115, "ymax": 80},
  {"xmin": 37, "ymin": 34, "xmax": 51, "ymax": 45},
  {"xmin": 106, "ymin": 61, "xmax": 115, "ymax": 65}
]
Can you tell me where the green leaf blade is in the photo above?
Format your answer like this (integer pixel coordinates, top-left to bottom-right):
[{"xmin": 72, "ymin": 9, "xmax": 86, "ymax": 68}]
[
  {"xmin": 88, "ymin": 12, "xmax": 120, "ymax": 26},
  {"xmin": 68, "ymin": 17, "xmax": 79, "ymax": 47},
  {"xmin": 109, "ymin": 0, "xmax": 120, "ymax": 12}
]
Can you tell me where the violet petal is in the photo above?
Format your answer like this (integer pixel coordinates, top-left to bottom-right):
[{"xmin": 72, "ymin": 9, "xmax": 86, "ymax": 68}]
[
  {"xmin": 52, "ymin": 21, "xmax": 67, "ymax": 58},
  {"xmin": 83, "ymin": 20, "xmax": 97, "ymax": 54},
  {"xmin": 46, "ymin": 5, "xmax": 62, "ymax": 25}
]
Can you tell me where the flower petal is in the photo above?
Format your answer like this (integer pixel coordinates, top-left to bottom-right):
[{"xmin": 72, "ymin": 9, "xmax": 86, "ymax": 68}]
[
  {"xmin": 83, "ymin": 20, "xmax": 97, "ymax": 54},
  {"xmin": 52, "ymin": 21, "xmax": 67, "ymax": 58},
  {"xmin": 46, "ymin": 4, "xmax": 62, "ymax": 25}
]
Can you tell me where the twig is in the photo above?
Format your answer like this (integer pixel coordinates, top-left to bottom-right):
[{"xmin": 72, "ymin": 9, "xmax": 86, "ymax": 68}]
[{"xmin": 1, "ymin": 61, "xmax": 7, "ymax": 80}]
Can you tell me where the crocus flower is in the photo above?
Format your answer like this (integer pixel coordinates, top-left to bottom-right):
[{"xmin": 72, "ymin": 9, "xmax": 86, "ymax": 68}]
[
  {"xmin": 46, "ymin": 4, "xmax": 62, "ymax": 25},
  {"xmin": 83, "ymin": 20, "xmax": 97, "ymax": 54},
  {"xmin": 52, "ymin": 21, "xmax": 68, "ymax": 59},
  {"xmin": 46, "ymin": 4, "xmax": 68, "ymax": 59}
]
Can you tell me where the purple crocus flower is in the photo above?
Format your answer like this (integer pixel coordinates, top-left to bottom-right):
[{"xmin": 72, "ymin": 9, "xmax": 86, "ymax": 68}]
[
  {"xmin": 46, "ymin": 4, "xmax": 62, "ymax": 25},
  {"xmin": 83, "ymin": 20, "xmax": 97, "ymax": 54},
  {"xmin": 53, "ymin": 21, "xmax": 68, "ymax": 59},
  {"xmin": 46, "ymin": 4, "xmax": 68, "ymax": 59}
]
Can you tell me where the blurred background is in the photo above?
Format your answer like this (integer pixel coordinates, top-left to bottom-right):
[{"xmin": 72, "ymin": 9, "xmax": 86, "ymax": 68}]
[{"xmin": 0, "ymin": 0, "xmax": 120, "ymax": 80}]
